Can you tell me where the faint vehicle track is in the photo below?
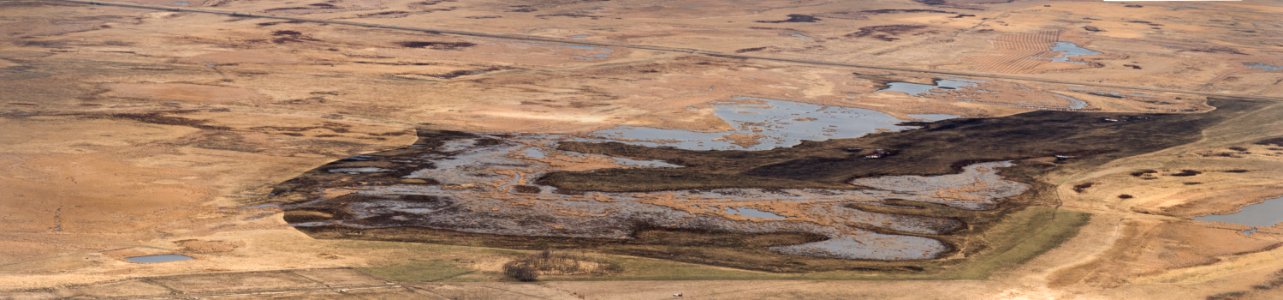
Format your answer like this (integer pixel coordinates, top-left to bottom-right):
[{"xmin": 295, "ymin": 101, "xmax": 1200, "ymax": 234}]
[{"xmin": 973, "ymin": 30, "xmax": 1061, "ymax": 74}]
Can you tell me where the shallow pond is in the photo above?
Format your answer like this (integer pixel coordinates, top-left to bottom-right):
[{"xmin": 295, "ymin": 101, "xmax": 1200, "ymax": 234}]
[
  {"xmin": 1245, "ymin": 63, "xmax": 1283, "ymax": 71},
  {"xmin": 126, "ymin": 254, "xmax": 193, "ymax": 264},
  {"xmin": 908, "ymin": 113, "xmax": 959, "ymax": 121},
  {"xmin": 773, "ymin": 234, "xmax": 949, "ymax": 261},
  {"xmin": 879, "ymin": 79, "xmax": 978, "ymax": 96},
  {"xmin": 521, "ymin": 147, "xmax": 547, "ymax": 159},
  {"xmin": 1055, "ymin": 94, "xmax": 1088, "ymax": 110},
  {"xmin": 613, "ymin": 157, "xmax": 682, "ymax": 168},
  {"xmin": 724, "ymin": 207, "xmax": 785, "ymax": 219},
  {"xmin": 327, "ymin": 167, "xmax": 389, "ymax": 174},
  {"xmin": 1050, "ymin": 42, "xmax": 1100, "ymax": 64},
  {"xmin": 566, "ymin": 44, "xmax": 613, "ymax": 61},
  {"xmin": 1196, "ymin": 195, "xmax": 1283, "ymax": 227},
  {"xmin": 590, "ymin": 97, "xmax": 914, "ymax": 151}
]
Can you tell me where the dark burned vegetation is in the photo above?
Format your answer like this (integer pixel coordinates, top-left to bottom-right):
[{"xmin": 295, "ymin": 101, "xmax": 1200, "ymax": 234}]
[
  {"xmin": 846, "ymin": 25, "xmax": 929, "ymax": 41},
  {"xmin": 358, "ymin": 10, "xmax": 413, "ymax": 18},
  {"xmin": 397, "ymin": 41, "xmax": 477, "ymax": 50},
  {"xmin": 756, "ymin": 14, "xmax": 820, "ymax": 23},
  {"xmin": 1257, "ymin": 137, "xmax": 1283, "ymax": 147},
  {"xmin": 1189, "ymin": 46, "xmax": 1247, "ymax": 55},
  {"xmin": 270, "ymin": 30, "xmax": 314, "ymax": 44},
  {"xmin": 425, "ymin": 66, "xmax": 506, "ymax": 79},
  {"xmin": 78, "ymin": 111, "xmax": 230, "ymax": 130},
  {"xmin": 301, "ymin": 225, "xmax": 882, "ymax": 273},
  {"xmin": 861, "ymin": 9, "xmax": 954, "ymax": 14},
  {"xmin": 1073, "ymin": 182, "xmax": 1094, "ymax": 193},
  {"xmin": 1204, "ymin": 269, "xmax": 1283, "ymax": 300},
  {"xmin": 273, "ymin": 98, "xmax": 1265, "ymax": 274},
  {"xmin": 1131, "ymin": 169, "xmax": 1157, "ymax": 178},
  {"xmin": 502, "ymin": 250, "xmax": 621, "ymax": 281},
  {"xmin": 512, "ymin": 185, "xmax": 541, "ymax": 193},
  {"xmin": 538, "ymin": 99, "xmax": 1260, "ymax": 192}
]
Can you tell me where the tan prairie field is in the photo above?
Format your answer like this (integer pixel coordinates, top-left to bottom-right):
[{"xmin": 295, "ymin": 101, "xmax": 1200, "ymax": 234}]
[{"xmin": 1, "ymin": 0, "xmax": 1283, "ymax": 299}]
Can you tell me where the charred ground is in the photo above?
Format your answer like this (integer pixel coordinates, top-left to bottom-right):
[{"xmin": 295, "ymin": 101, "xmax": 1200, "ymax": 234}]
[
  {"xmin": 271, "ymin": 97, "xmax": 1265, "ymax": 274},
  {"xmin": 539, "ymin": 98, "xmax": 1260, "ymax": 192}
]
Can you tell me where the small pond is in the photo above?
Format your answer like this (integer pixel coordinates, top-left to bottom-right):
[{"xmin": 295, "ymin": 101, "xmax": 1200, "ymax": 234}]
[
  {"xmin": 724, "ymin": 207, "xmax": 786, "ymax": 219},
  {"xmin": 589, "ymin": 96, "xmax": 915, "ymax": 151},
  {"xmin": 1055, "ymin": 94, "xmax": 1088, "ymax": 110},
  {"xmin": 879, "ymin": 79, "xmax": 978, "ymax": 96},
  {"xmin": 1245, "ymin": 63, "xmax": 1283, "ymax": 71},
  {"xmin": 1050, "ymin": 42, "xmax": 1100, "ymax": 64},
  {"xmin": 1195, "ymin": 195, "xmax": 1283, "ymax": 227},
  {"xmin": 907, "ymin": 113, "xmax": 959, "ymax": 121},
  {"xmin": 126, "ymin": 254, "xmax": 193, "ymax": 264}
]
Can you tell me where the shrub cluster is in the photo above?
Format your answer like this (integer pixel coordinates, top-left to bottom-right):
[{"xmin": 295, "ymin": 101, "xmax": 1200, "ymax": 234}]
[{"xmin": 502, "ymin": 250, "xmax": 622, "ymax": 282}]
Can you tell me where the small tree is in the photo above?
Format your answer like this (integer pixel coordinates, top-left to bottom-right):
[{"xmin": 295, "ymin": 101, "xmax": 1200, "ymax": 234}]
[{"xmin": 503, "ymin": 261, "xmax": 538, "ymax": 282}]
